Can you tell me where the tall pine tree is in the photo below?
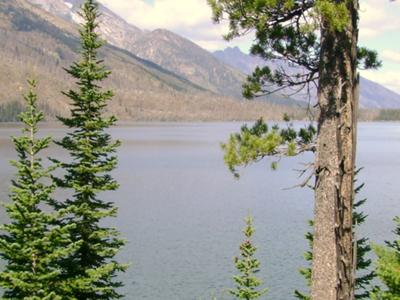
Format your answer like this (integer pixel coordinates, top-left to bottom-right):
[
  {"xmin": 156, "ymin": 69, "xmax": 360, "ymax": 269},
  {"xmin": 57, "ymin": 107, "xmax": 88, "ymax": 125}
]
[
  {"xmin": 208, "ymin": 1, "xmax": 380, "ymax": 298},
  {"xmin": 0, "ymin": 80, "xmax": 77, "ymax": 299},
  {"xmin": 52, "ymin": 0, "xmax": 126, "ymax": 298}
]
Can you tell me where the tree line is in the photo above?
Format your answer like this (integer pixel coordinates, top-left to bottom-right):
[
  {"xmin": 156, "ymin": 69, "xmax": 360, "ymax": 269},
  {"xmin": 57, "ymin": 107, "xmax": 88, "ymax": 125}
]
[{"xmin": 0, "ymin": 0, "xmax": 399, "ymax": 299}]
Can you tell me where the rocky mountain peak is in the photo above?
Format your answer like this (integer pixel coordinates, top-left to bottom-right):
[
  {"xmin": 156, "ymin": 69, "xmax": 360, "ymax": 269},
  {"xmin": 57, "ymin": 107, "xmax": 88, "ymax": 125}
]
[
  {"xmin": 27, "ymin": 0, "xmax": 144, "ymax": 49},
  {"xmin": 28, "ymin": 0, "xmax": 73, "ymax": 17},
  {"xmin": 223, "ymin": 46, "xmax": 242, "ymax": 54}
]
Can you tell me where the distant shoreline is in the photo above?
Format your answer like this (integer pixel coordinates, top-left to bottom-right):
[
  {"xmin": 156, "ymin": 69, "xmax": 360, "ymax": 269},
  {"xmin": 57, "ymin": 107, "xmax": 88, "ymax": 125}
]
[{"xmin": 1, "ymin": 118, "xmax": 400, "ymax": 128}]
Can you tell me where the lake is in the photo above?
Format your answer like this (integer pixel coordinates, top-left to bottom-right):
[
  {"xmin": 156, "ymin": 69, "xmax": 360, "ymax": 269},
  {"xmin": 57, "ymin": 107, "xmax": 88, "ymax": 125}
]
[{"xmin": 0, "ymin": 122, "xmax": 399, "ymax": 299}]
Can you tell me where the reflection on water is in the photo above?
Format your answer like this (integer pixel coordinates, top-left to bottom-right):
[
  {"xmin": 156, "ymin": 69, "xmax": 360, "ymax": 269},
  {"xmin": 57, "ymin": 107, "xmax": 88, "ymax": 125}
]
[{"xmin": 0, "ymin": 122, "xmax": 399, "ymax": 299}]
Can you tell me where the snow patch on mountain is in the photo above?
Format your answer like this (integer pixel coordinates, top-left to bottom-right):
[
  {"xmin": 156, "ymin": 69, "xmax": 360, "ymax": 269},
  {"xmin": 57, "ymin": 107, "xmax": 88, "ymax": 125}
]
[{"xmin": 64, "ymin": 1, "xmax": 73, "ymax": 9}]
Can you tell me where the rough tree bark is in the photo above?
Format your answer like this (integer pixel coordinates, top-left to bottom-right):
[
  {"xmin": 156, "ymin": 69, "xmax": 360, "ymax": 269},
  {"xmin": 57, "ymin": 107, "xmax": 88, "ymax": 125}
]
[{"xmin": 311, "ymin": 1, "xmax": 359, "ymax": 300}]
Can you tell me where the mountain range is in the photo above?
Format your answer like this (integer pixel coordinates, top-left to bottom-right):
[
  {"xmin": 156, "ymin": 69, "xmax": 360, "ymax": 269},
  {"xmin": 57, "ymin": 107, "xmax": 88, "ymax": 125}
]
[
  {"xmin": 1, "ymin": 0, "xmax": 304, "ymax": 121},
  {"xmin": 1, "ymin": 0, "xmax": 399, "ymax": 122},
  {"xmin": 27, "ymin": 0, "xmax": 250, "ymax": 98},
  {"xmin": 214, "ymin": 46, "xmax": 400, "ymax": 109}
]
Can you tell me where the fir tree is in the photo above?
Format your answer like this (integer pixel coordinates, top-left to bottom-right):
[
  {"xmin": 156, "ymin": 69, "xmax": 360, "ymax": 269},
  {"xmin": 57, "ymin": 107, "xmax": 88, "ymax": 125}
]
[
  {"xmin": 372, "ymin": 217, "xmax": 400, "ymax": 300},
  {"xmin": 294, "ymin": 169, "xmax": 375, "ymax": 300},
  {"xmin": 0, "ymin": 80, "xmax": 76, "ymax": 299},
  {"xmin": 294, "ymin": 220, "xmax": 313, "ymax": 300},
  {"xmin": 353, "ymin": 181, "xmax": 376, "ymax": 299},
  {"xmin": 230, "ymin": 216, "xmax": 268, "ymax": 300},
  {"xmin": 51, "ymin": 0, "xmax": 126, "ymax": 298}
]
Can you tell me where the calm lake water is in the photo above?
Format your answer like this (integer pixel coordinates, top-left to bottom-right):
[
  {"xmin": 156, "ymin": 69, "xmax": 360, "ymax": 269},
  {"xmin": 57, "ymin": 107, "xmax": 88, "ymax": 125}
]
[{"xmin": 0, "ymin": 122, "xmax": 399, "ymax": 299}]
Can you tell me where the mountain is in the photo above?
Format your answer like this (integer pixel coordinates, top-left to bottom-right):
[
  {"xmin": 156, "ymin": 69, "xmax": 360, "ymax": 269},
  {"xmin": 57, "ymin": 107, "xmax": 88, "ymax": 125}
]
[
  {"xmin": 26, "ymin": 0, "xmax": 268, "ymax": 100},
  {"xmin": 28, "ymin": 0, "xmax": 145, "ymax": 51},
  {"xmin": 0, "ymin": 0, "xmax": 304, "ymax": 121},
  {"xmin": 214, "ymin": 47, "xmax": 265, "ymax": 75},
  {"xmin": 129, "ymin": 29, "xmax": 247, "ymax": 98},
  {"xmin": 359, "ymin": 77, "xmax": 400, "ymax": 109},
  {"xmin": 0, "ymin": 0, "xmax": 205, "ymax": 117},
  {"xmin": 214, "ymin": 47, "xmax": 400, "ymax": 109},
  {"xmin": 22, "ymin": 0, "xmax": 400, "ymax": 110}
]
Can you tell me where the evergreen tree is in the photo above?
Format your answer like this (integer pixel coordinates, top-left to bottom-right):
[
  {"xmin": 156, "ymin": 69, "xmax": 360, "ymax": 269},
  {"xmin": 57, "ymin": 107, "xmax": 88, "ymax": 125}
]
[
  {"xmin": 353, "ymin": 181, "xmax": 376, "ymax": 299},
  {"xmin": 230, "ymin": 216, "xmax": 268, "ymax": 300},
  {"xmin": 294, "ymin": 169, "xmax": 375, "ymax": 300},
  {"xmin": 294, "ymin": 220, "xmax": 313, "ymax": 300},
  {"xmin": 0, "ymin": 80, "xmax": 76, "ymax": 299},
  {"xmin": 51, "ymin": 0, "xmax": 126, "ymax": 298},
  {"xmin": 372, "ymin": 218, "xmax": 400, "ymax": 300}
]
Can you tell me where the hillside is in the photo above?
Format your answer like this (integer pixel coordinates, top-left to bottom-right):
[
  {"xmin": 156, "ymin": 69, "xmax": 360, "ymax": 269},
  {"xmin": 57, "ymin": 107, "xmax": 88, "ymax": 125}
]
[
  {"xmin": 27, "ymin": 0, "xmax": 246, "ymax": 98},
  {"xmin": 0, "ymin": 0, "xmax": 305, "ymax": 121},
  {"xmin": 27, "ymin": 0, "xmax": 293, "ymax": 102},
  {"xmin": 359, "ymin": 77, "xmax": 400, "ymax": 108},
  {"xmin": 214, "ymin": 47, "xmax": 400, "ymax": 109},
  {"xmin": 18, "ymin": 0, "xmax": 400, "ymax": 112},
  {"xmin": 129, "ymin": 29, "xmax": 247, "ymax": 98},
  {"xmin": 28, "ymin": 0, "xmax": 146, "ymax": 50},
  {"xmin": 214, "ymin": 47, "xmax": 265, "ymax": 75}
]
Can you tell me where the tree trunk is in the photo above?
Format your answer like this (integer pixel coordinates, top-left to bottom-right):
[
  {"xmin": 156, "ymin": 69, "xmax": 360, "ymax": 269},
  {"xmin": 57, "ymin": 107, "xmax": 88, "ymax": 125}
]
[{"xmin": 310, "ymin": 1, "xmax": 359, "ymax": 300}]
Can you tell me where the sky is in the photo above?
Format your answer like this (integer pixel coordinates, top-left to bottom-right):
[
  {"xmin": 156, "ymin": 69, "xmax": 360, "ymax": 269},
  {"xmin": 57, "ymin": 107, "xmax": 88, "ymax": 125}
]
[{"xmin": 98, "ymin": 0, "xmax": 400, "ymax": 93}]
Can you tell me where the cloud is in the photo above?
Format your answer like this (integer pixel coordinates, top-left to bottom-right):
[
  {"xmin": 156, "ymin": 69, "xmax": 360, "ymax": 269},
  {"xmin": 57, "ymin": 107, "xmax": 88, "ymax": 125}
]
[
  {"xmin": 359, "ymin": 0, "xmax": 400, "ymax": 39},
  {"xmin": 382, "ymin": 50, "xmax": 400, "ymax": 64},
  {"xmin": 98, "ymin": 0, "xmax": 234, "ymax": 51},
  {"xmin": 97, "ymin": 0, "xmax": 400, "ymax": 93},
  {"xmin": 98, "ymin": 0, "xmax": 400, "ymax": 52},
  {"xmin": 98, "ymin": 0, "xmax": 400, "ymax": 55}
]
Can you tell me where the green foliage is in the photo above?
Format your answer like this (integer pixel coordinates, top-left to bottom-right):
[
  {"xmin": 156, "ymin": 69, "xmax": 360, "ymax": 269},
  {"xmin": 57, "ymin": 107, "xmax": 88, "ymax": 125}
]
[
  {"xmin": 51, "ymin": 1, "xmax": 126, "ymax": 298},
  {"xmin": 315, "ymin": 0, "xmax": 349, "ymax": 31},
  {"xmin": 372, "ymin": 216, "xmax": 400, "ymax": 300},
  {"xmin": 230, "ymin": 216, "xmax": 268, "ymax": 300},
  {"xmin": 353, "ymin": 181, "xmax": 376, "ymax": 299},
  {"xmin": 294, "ymin": 220, "xmax": 313, "ymax": 300},
  {"xmin": 0, "ymin": 80, "xmax": 77, "ymax": 299},
  {"xmin": 357, "ymin": 47, "xmax": 382, "ymax": 70},
  {"xmin": 294, "ymin": 168, "xmax": 376, "ymax": 299},
  {"xmin": 221, "ymin": 118, "xmax": 316, "ymax": 177},
  {"xmin": 208, "ymin": 0, "xmax": 380, "ymax": 99}
]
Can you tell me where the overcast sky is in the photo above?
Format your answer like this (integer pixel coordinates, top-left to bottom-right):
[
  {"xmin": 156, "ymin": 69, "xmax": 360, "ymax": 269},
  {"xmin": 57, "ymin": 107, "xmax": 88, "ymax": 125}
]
[{"xmin": 98, "ymin": 0, "xmax": 400, "ymax": 93}]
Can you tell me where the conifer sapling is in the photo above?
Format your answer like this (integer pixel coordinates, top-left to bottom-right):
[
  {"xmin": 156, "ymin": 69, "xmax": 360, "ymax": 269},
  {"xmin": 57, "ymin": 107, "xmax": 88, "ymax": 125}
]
[
  {"xmin": 230, "ymin": 216, "xmax": 268, "ymax": 300},
  {"xmin": 0, "ymin": 80, "xmax": 76, "ymax": 299},
  {"xmin": 372, "ymin": 217, "xmax": 400, "ymax": 300}
]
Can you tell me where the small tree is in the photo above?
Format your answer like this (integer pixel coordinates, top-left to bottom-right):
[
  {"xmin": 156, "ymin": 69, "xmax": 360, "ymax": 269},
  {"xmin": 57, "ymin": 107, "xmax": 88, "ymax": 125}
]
[
  {"xmin": 294, "ymin": 220, "xmax": 314, "ymax": 300},
  {"xmin": 51, "ymin": 0, "xmax": 126, "ymax": 298},
  {"xmin": 0, "ymin": 80, "xmax": 76, "ymax": 299},
  {"xmin": 230, "ymin": 216, "xmax": 268, "ymax": 300},
  {"xmin": 353, "ymin": 180, "xmax": 376, "ymax": 299},
  {"xmin": 372, "ymin": 217, "xmax": 400, "ymax": 300}
]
